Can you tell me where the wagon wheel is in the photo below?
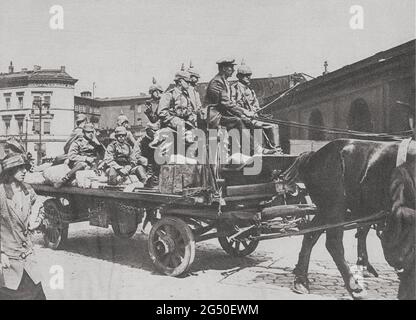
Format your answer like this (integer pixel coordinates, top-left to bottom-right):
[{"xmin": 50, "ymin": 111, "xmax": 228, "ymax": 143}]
[
  {"xmin": 148, "ymin": 216, "xmax": 195, "ymax": 277},
  {"xmin": 43, "ymin": 199, "xmax": 69, "ymax": 250},
  {"xmin": 218, "ymin": 224, "xmax": 259, "ymax": 257},
  {"xmin": 110, "ymin": 201, "xmax": 139, "ymax": 239}
]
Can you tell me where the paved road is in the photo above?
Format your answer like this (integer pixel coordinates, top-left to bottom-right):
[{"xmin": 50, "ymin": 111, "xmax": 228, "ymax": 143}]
[{"xmin": 32, "ymin": 222, "xmax": 399, "ymax": 300}]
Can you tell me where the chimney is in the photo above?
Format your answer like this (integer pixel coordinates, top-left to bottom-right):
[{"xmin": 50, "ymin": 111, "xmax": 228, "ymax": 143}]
[
  {"xmin": 33, "ymin": 65, "xmax": 41, "ymax": 71},
  {"xmin": 8, "ymin": 61, "xmax": 14, "ymax": 73},
  {"xmin": 60, "ymin": 66, "xmax": 66, "ymax": 73},
  {"xmin": 81, "ymin": 91, "xmax": 92, "ymax": 98}
]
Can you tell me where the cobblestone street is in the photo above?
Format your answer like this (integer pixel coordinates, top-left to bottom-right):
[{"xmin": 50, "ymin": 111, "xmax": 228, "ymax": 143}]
[{"xmin": 32, "ymin": 222, "xmax": 400, "ymax": 300}]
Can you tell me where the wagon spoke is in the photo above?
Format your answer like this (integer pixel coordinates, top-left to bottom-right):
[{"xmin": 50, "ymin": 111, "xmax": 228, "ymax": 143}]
[
  {"xmin": 234, "ymin": 241, "xmax": 241, "ymax": 251},
  {"xmin": 241, "ymin": 240, "xmax": 249, "ymax": 248},
  {"xmin": 162, "ymin": 253, "xmax": 171, "ymax": 267},
  {"xmin": 172, "ymin": 253, "xmax": 183, "ymax": 267}
]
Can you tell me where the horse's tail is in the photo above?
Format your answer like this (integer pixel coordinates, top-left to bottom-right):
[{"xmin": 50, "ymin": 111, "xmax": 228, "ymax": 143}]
[{"xmin": 281, "ymin": 151, "xmax": 315, "ymax": 184}]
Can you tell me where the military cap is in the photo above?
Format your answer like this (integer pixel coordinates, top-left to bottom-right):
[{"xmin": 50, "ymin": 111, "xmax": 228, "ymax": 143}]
[
  {"xmin": 216, "ymin": 57, "xmax": 236, "ymax": 66},
  {"xmin": 148, "ymin": 77, "xmax": 164, "ymax": 94},
  {"xmin": 174, "ymin": 70, "xmax": 191, "ymax": 82},
  {"xmin": 75, "ymin": 113, "xmax": 88, "ymax": 124},
  {"xmin": 2, "ymin": 154, "xmax": 30, "ymax": 172},
  {"xmin": 83, "ymin": 123, "xmax": 95, "ymax": 132},
  {"xmin": 116, "ymin": 114, "xmax": 129, "ymax": 126},
  {"xmin": 114, "ymin": 126, "xmax": 127, "ymax": 136}
]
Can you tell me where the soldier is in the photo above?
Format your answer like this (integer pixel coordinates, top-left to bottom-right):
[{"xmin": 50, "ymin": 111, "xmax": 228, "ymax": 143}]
[
  {"xmin": 104, "ymin": 126, "xmax": 147, "ymax": 185},
  {"xmin": 187, "ymin": 62, "xmax": 202, "ymax": 113},
  {"xmin": 231, "ymin": 61, "xmax": 281, "ymax": 152},
  {"xmin": 63, "ymin": 113, "xmax": 88, "ymax": 154},
  {"xmin": 54, "ymin": 123, "xmax": 103, "ymax": 188},
  {"xmin": 158, "ymin": 70, "xmax": 196, "ymax": 130},
  {"xmin": 204, "ymin": 58, "xmax": 274, "ymax": 155},
  {"xmin": 109, "ymin": 115, "xmax": 136, "ymax": 147},
  {"xmin": 133, "ymin": 123, "xmax": 160, "ymax": 188},
  {"xmin": 144, "ymin": 77, "xmax": 164, "ymax": 124}
]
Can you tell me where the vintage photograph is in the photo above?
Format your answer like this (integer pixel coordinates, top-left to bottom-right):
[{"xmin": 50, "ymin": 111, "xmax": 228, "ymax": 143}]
[{"xmin": 0, "ymin": 0, "xmax": 414, "ymax": 302}]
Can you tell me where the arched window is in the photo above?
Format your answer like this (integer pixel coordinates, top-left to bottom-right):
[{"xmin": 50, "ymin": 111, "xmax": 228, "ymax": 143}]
[
  {"xmin": 348, "ymin": 99, "xmax": 372, "ymax": 132},
  {"xmin": 308, "ymin": 109, "xmax": 325, "ymax": 140}
]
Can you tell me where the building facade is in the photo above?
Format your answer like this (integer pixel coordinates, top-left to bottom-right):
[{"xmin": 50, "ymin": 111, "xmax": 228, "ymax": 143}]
[
  {"xmin": 264, "ymin": 40, "xmax": 415, "ymax": 154},
  {"xmin": 0, "ymin": 62, "xmax": 78, "ymax": 160}
]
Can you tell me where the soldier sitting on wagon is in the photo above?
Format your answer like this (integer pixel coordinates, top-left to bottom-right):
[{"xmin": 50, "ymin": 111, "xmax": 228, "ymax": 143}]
[
  {"xmin": 54, "ymin": 123, "xmax": 104, "ymax": 188},
  {"xmin": 133, "ymin": 122, "xmax": 160, "ymax": 188},
  {"xmin": 231, "ymin": 61, "xmax": 282, "ymax": 153},
  {"xmin": 109, "ymin": 114, "xmax": 136, "ymax": 148},
  {"xmin": 144, "ymin": 77, "xmax": 164, "ymax": 125},
  {"xmin": 104, "ymin": 126, "xmax": 147, "ymax": 185},
  {"xmin": 155, "ymin": 70, "xmax": 197, "ymax": 157}
]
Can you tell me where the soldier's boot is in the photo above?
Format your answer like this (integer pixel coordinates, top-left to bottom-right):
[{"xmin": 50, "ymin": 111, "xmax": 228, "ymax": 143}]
[{"xmin": 107, "ymin": 167, "xmax": 119, "ymax": 186}]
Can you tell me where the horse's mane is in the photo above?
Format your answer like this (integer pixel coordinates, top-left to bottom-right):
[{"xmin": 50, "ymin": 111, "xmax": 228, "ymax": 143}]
[{"xmin": 281, "ymin": 151, "xmax": 315, "ymax": 184}]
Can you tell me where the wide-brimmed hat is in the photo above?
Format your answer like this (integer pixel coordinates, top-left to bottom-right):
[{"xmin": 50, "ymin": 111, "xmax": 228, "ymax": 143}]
[
  {"xmin": 4, "ymin": 137, "xmax": 26, "ymax": 154},
  {"xmin": 1, "ymin": 154, "xmax": 30, "ymax": 172}
]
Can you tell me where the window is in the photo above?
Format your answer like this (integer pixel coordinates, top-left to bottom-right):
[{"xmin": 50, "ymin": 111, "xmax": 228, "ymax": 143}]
[
  {"xmin": 44, "ymin": 121, "xmax": 51, "ymax": 134},
  {"xmin": 5, "ymin": 97, "xmax": 10, "ymax": 109},
  {"xmin": 74, "ymin": 105, "xmax": 79, "ymax": 112},
  {"xmin": 33, "ymin": 120, "xmax": 40, "ymax": 134},
  {"xmin": 308, "ymin": 109, "xmax": 325, "ymax": 140},
  {"xmin": 348, "ymin": 98, "xmax": 373, "ymax": 132},
  {"xmin": 17, "ymin": 120, "xmax": 24, "ymax": 135},
  {"xmin": 33, "ymin": 96, "xmax": 41, "ymax": 108},
  {"xmin": 18, "ymin": 96, "xmax": 23, "ymax": 109},
  {"xmin": 43, "ymin": 96, "xmax": 51, "ymax": 106}
]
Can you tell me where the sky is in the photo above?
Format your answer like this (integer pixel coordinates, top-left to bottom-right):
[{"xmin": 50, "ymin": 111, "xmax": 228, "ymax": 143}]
[{"xmin": 0, "ymin": 0, "xmax": 414, "ymax": 97}]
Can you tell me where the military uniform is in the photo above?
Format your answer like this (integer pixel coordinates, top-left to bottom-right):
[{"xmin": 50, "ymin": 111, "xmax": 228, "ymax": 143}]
[
  {"xmin": 158, "ymin": 86, "xmax": 195, "ymax": 130},
  {"xmin": 63, "ymin": 126, "xmax": 83, "ymax": 154},
  {"xmin": 109, "ymin": 130, "xmax": 136, "ymax": 148},
  {"xmin": 205, "ymin": 64, "xmax": 264, "ymax": 154},
  {"xmin": 133, "ymin": 133, "xmax": 158, "ymax": 187},
  {"xmin": 144, "ymin": 99, "xmax": 160, "ymax": 124},
  {"xmin": 104, "ymin": 139, "xmax": 147, "ymax": 185},
  {"xmin": 231, "ymin": 81, "xmax": 280, "ymax": 149}
]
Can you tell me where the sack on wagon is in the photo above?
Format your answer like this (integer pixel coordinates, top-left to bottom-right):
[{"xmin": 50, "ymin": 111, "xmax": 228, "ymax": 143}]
[
  {"xmin": 24, "ymin": 171, "xmax": 46, "ymax": 184},
  {"xmin": 42, "ymin": 163, "xmax": 71, "ymax": 185}
]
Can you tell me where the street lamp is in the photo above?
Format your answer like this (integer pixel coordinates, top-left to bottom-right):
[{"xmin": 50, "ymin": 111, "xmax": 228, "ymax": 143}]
[{"xmin": 30, "ymin": 97, "xmax": 50, "ymax": 165}]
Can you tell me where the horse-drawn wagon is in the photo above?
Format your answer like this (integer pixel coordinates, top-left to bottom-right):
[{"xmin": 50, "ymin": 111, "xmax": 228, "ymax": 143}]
[{"xmin": 30, "ymin": 148, "xmax": 386, "ymax": 281}]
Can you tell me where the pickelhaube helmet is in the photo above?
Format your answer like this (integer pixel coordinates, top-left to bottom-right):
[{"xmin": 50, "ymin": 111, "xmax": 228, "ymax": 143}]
[
  {"xmin": 116, "ymin": 114, "xmax": 129, "ymax": 126},
  {"xmin": 114, "ymin": 126, "xmax": 127, "ymax": 136},
  {"xmin": 148, "ymin": 77, "xmax": 164, "ymax": 94},
  {"xmin": 187, "ymin": 60, "xmax": 200, "ymax": 78},
  {"xmin": 237, "ymin": 59, "xmax": 252, "ymax": 76},
  {"xmin": 174, "ymin": 70, "xmax": 191, "ymax": 82}
]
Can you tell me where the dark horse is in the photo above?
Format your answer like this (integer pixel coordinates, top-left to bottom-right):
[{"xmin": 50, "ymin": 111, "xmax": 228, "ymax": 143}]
[{"xmin": 281, "ymin": 138, "xmax": 415, "ymax": 298}]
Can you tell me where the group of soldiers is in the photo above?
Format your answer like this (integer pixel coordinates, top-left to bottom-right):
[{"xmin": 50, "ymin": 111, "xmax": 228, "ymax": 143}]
[{"xmin": 53, "ymin": 58, "xmax": 282, "ymax": 188}]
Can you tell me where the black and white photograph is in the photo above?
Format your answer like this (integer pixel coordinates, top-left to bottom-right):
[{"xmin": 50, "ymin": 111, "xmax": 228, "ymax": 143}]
[{"xmin": 0, "ymin": 0, "xmax": 414, "ymax": 304}]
